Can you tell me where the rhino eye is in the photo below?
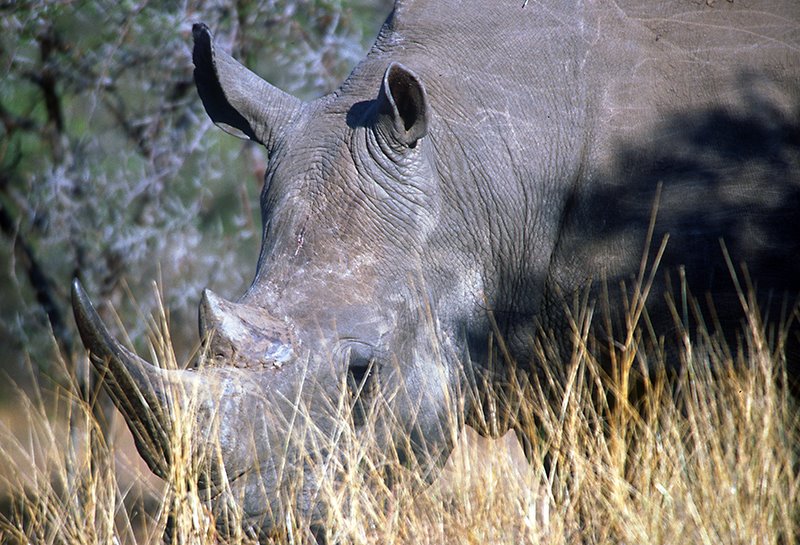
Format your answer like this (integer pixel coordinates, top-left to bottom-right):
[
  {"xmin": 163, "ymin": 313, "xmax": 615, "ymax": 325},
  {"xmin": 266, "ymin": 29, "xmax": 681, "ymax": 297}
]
[
  {"xmin": 346, "ymin": 344, "xmax": 375, "ymax": 392},
  {"xmin": 346, "ymin": 343, "xmax": 377, "ymax": 426}
]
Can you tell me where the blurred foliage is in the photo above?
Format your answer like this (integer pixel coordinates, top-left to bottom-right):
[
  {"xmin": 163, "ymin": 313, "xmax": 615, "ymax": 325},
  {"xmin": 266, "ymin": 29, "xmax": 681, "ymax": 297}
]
[{"xmin": 0, "ymin": 0, "xmax": 392, "ymax": 394}]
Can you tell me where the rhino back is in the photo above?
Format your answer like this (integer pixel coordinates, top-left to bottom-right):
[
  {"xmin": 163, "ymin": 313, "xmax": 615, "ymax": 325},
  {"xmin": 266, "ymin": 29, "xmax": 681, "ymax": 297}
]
[{"xmin": 549, "ymin": 1, "xmax": 800, "ymax": 346}]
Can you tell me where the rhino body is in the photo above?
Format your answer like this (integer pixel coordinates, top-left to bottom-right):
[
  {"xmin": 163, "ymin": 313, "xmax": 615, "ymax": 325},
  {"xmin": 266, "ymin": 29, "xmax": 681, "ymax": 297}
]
[{"xmin": 73, "ymin": 0, "xmax": 800, "ymax": 538}]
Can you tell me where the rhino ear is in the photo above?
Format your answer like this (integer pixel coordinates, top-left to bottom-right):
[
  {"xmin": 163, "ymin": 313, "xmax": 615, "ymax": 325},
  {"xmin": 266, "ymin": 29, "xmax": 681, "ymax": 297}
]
[
  {"xmin": 376, "ymin": 62, "xmax": 429, "ymax": 148},
  {"xmin": 192, "ymin": 23, "xmax": 302, "ymax": 149}
]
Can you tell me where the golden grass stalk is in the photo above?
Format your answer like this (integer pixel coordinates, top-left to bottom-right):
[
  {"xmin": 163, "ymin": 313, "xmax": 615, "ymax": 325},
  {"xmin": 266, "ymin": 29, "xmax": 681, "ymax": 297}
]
[{"xmin": 1, "ymin": 287, "xmax": 797, "ymax": 544}]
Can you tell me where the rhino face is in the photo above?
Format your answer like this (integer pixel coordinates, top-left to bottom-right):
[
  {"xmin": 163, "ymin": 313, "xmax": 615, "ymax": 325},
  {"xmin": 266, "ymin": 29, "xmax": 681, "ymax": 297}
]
[{"xmin": 71, "ymin": 24, "xmax": 463, "ymax": 535}]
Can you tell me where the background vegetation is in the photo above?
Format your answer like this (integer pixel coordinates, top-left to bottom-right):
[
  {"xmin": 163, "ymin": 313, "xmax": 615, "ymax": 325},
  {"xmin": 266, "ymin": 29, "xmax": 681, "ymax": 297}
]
[{"xmin": 0, "ymin": 0, "xmax": 391, "ymax": 393}]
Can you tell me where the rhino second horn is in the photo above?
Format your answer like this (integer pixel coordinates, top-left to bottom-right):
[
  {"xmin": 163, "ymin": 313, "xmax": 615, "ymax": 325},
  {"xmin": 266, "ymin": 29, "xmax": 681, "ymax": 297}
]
[
  {"xmin": 199, "ymin": 288, "xmax": 297, "ymax": 369},
  {"xmin": 71, "ymin": 279, "xmax": 203, "ymax": 478},
  {"xmin": 192, "ymin": 23, "xmax": 304, "ymax": 149}
]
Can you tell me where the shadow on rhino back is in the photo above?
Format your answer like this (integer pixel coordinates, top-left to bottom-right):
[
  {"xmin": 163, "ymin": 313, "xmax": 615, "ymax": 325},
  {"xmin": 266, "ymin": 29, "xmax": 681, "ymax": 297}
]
[{"xmin": 539, "ymin": 74, "xmax": 800, "ymax": 382}]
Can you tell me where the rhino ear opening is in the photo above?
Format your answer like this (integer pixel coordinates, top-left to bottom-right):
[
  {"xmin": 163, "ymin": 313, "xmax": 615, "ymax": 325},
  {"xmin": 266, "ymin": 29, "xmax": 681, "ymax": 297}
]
[
  {"xmin": 377, "ymin": 62, "xmax": 429, "ymax": 148},
  {"xmin": 192, "ymin": 23, "xmax": 303, "ymax": 149}
]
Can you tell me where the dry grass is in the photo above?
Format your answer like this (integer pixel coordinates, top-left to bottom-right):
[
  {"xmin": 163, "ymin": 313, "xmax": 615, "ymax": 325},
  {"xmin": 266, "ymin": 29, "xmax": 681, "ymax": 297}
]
[{"xmin": 1, "ymin": 292, "xmax": 798, "ymax": 544}]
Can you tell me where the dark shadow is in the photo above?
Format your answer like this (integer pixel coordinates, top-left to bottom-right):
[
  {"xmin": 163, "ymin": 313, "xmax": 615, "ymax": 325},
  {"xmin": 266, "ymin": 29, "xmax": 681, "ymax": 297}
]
[
  {"xmin": 546, "ymin": 70, "xmax": 800, "ymax": 375},
  {"xmin": 346, "ymin": 99, "xmax": 378, "ymax": 129}
]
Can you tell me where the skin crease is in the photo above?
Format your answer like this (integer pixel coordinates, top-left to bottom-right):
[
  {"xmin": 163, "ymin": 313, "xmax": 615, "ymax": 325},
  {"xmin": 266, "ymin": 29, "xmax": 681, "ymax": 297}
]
[{"xmin": 71, "ymin": 0, "xmax": 800, "ymax": 539}]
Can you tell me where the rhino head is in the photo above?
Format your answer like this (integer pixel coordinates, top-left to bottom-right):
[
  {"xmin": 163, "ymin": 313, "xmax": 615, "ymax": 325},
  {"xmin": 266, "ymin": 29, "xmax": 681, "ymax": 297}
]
[{"xmin": 72, "ymin": 24, "xmax": 470, "ymax": 536}]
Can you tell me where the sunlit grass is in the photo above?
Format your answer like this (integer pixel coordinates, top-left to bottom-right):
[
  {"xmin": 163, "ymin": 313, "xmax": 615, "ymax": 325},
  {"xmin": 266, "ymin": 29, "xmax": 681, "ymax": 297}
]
[
  {"xmin": 1, "ymin": 287, "xmax": 797, "ymax": 544},
  {"xmin": 0, "ymin": 356, "xmax": 162, "ymax": 544}
]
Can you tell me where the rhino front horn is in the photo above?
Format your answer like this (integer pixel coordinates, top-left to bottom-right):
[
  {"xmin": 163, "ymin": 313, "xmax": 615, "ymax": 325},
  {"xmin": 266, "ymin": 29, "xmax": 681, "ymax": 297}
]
[{"xmin": 71, "ymin": 279, "xmax": 200, "ymax": 478}]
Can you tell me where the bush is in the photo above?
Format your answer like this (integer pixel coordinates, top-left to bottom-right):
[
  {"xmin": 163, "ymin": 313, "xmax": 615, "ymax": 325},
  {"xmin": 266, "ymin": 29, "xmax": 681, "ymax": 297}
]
[{"xmin": 0, "ymin": 0, "xmax": 391, "ymax": 383}]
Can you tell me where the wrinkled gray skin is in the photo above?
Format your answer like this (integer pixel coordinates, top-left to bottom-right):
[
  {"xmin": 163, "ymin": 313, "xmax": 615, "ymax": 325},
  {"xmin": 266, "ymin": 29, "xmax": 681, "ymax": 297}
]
[{"xmin": 72, "ymin": 0, "xmax": 800, "ymax": 538}]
